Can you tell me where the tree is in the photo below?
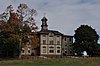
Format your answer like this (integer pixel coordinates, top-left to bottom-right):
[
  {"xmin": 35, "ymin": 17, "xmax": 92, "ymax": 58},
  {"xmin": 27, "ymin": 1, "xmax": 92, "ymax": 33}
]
[
  {"xmin": 17, "ymin": 3, "xmax": 38, "ymax": 32},
  {"xmin": 30, "ymin": 33, "xmax": 39, "ymax": 55},
  {"xmin": 0, "ymin": 4, "xmax": 39, "ymax": 58},
  {"xmin": 73, "ymin": 25, "xmax": 99, "ymax": 56},
  {"xmin": 0, "ymin": 4, "xmax": 38, "ymax": 32},
  {"xmin": 0, "ymin": 31, "xmax": 20, "ymax": 57}
]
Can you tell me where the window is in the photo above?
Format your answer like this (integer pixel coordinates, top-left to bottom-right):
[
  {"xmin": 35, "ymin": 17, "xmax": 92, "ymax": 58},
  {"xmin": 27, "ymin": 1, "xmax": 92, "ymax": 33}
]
[
  {"xmin": 65, "ymin": 48, "xmax": 67, "ymax": 50},
  {"xmin": 28, "ymin": 50, "xmax": 30, "ymax": 53},
  {"xmin": 49, "ymin": 35, "xmax": 53, "ymax": 37},
  {"xmin": 49, "ymin": 46, "xmax": 54, "ymax": 48},
  {"xmin": 49, "ymin": 50, "xmax": 54, "ymax": 53},
  {"xmin": 57, "ymin": 50, "xmax": 60, "ymax": 53},
  {"xmin": 57, "ymin": 47, "xmax": 60, "ymax": 49},
  {"xmin": 26, "ymin": 42, "xmax": 30, "ymax": 44},
  {"xmin": 50, "ymin": 40, "xmax": 53, "ymax": 44},
  {"xmin": 65, "ymin": 51, "xmax": 67, "ymax": 53},
  {"xmin": 64, "ymin": 42, "xmax": 67, "ymax": 45},
  {"xmin": 28, "ymin": 48, "xmax": 31, "ymax": 53},
  {"xmin": 57, "ymin": 47, "xmax": 60, "ymax": 53},
  {"xmin": 49, "ymin": 47, "xmax": 54, "ymax": 53},
  {"xmin": 22, "ymin": 50, "xmax": 24, "ymax": 53},
  {"xmin": 65, "ymin": 45, "xmax": 67, "ymax": 46},
  {"xmin": 69, "ymin": 45, "xmax": 72, "ymax": 47},
  {"xmin": 43, "ymin": 46, "xmax": 46, "ymax": 48},
  {"xmin": 57, "ymin": 41, "xmax": 60, "ymax": 44},
  {"xmin": 43, "ymin": 34, "xmax": 46, "ymax": 37},
  {"xmin": 70, "ymin": 51, "xmax": 72, "ymax": 54},
  {"xmin": 57, "ymin": 35, "xmax": 60, "ymax": 37},
  {"xmin": 49, "ymin": 33, "xmax": 53, "ymax": 37},
  {"xmin": 28, "ymin": 36, "xmax": 31, "ymax": 38},
  {"xmin": 43, "ymin": 40, "xmax": 46, "ymax": 44},
  {"xmin": 42, "ymin": 46, "xmax": 46, "ymax": 53},
  {"xmin": 69, "ymin": 38, "xmax": 72, "ymax": 41},
  {"xmin": 65, "ymin": 38, "xmax": 66, "ymax": 41},
  {"xmin": 22, "ymin": 48, "xmax": 24, "ymax": 53}
]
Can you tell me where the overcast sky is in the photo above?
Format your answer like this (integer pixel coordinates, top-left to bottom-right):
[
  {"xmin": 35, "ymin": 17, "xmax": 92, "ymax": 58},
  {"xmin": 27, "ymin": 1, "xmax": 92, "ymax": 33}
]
[{"xmin": 0, "ymin": 0, "xmax": 100, "ymax": 42}]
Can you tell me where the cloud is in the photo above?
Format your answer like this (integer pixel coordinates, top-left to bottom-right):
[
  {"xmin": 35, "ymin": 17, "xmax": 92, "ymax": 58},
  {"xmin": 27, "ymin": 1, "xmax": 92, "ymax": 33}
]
[
  {"xmin": 39, "ymin": 0, "xmax": 100, "ymax": 35},
  {"xmin": 0, "ymin": 0, "xmax": 100, "ymax": 42}
]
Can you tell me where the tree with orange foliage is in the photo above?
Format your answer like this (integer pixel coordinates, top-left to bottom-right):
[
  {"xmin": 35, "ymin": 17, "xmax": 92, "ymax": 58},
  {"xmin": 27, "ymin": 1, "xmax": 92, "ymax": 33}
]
[
  {"xmin": 0, "ymin": 4, "xmax": 39, "ymax": 57},
  {"xmin": 30, "ymin": 33, "xmax": 39, "ymax": 55}
]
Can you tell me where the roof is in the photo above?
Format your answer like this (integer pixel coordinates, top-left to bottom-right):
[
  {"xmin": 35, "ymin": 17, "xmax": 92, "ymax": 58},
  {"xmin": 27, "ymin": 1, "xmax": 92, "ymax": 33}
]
[
  {"xmin": 38, "ymin": 29, "xmax": 63, "ymax": 35},
  {"xmin": 41, "ymin": 16, "xmax": 48, "ymax": 21},
  {"xmin": 63, "ymin": 35, "xmax": 73, "ymax": 37}
]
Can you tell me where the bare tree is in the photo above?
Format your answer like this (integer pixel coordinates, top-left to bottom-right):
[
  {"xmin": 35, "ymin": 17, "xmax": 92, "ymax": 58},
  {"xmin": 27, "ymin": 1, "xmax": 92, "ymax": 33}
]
[
  {"xmin": 0, "ymin": 5, "xmax": 14, "ymax": 22},
  {"xmin": 0, "ymin": 12, "xmax": 8, "ymax": 22},
  {"xmin": 0, "ymin": 4, "xmax": 38, "ymax": 31},
  {"xmin": 6, "ymin": 5, "xmax": 14, "ymax": 13},
  {"xmin": 17, "ymin": 3, "xmax": 38, "ymax": 32}
]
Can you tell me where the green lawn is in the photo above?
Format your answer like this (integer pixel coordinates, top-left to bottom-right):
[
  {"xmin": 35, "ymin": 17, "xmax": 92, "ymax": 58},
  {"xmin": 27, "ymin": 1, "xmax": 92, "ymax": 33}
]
[{"xmin": 0, "ymin": 57, "xmax": 100, "ymax": 66}]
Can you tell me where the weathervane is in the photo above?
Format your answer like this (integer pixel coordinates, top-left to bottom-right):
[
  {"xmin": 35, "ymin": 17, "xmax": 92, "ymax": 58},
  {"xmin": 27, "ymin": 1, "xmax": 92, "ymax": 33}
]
[{"xmin": 44, "ymin": 12, "xmax": 46, "ymax": 17}]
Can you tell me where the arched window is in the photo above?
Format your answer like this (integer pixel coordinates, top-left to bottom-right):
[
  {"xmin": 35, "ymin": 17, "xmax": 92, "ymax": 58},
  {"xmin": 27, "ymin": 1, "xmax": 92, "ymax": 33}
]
[
  {"xmin": 49, "ymin": 46, "xmax": 54, "ymax": 48},
  {"xmin": 43, "ymin": 46, "xmax": 46, "ymax": 48},
  {"xmin": 57, "ymin": 47, "xmax": 60, "ymax": 49},
  {"xmin": 22, "ymin": 48, "xmax": 25, "ymax": 53},
  {"xmin": 57, "ymin": 47, "xmax": 60, "ymax": 53},
  {"xmin": 28, "ymin": 48, "xmax": 31, "ymax": 53},
  {"xmin": 49, "ymin": 46, "xmax": 54, "ymax": 53}
]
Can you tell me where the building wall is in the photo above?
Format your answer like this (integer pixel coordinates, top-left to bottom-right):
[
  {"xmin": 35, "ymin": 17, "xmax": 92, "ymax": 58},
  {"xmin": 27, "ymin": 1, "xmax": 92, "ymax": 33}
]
[
  {"xmin": 40, "ymin": 33, "xmax": 62, "ymax": 56},
  {"xmin": 21, "ymin": 44, "xmax": 32, "ymax": 55},
  {"xmin": 62, "ymin": 36, "xmax": 73, "ymax": 56},
  {"xmin": 21, "ymin": 33, "xmax": 73, "ymax": 56},
  {"xmin": 21, "ymin": 34, "xmax": 39, "ymax": 56}
]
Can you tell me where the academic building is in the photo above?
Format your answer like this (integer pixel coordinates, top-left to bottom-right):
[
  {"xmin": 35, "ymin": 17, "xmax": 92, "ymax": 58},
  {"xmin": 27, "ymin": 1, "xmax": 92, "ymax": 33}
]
[{"xmin": 21, "ymin": 16, "xmax": 73, "ymax": 56}]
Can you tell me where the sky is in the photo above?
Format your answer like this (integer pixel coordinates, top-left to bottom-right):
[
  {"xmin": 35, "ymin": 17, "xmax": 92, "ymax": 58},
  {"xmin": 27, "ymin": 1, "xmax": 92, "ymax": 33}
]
[{"xmin": 0, "ymin": 0, "xmax": 100, "ymax": 42}]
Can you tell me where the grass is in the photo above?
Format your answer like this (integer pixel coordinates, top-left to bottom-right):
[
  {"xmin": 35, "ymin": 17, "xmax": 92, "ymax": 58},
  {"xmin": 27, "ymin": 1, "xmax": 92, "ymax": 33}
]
[{"xmin": 0, "ymin": 57, "xmax": 100, "ymax": 66}]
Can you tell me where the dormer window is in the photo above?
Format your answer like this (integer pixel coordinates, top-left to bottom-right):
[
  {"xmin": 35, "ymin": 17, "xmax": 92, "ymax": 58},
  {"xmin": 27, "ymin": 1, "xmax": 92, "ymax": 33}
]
[
  {"xmin": 57, "ymin": 35, "xmax": 60, "ymax": 37},
  {"xmin": 49, "ymin": 32, "xmax": 53, "ymax": 37},
  {"xmin": 43, "ymin": 34, "xmax": 46, "ymax": 37}
]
